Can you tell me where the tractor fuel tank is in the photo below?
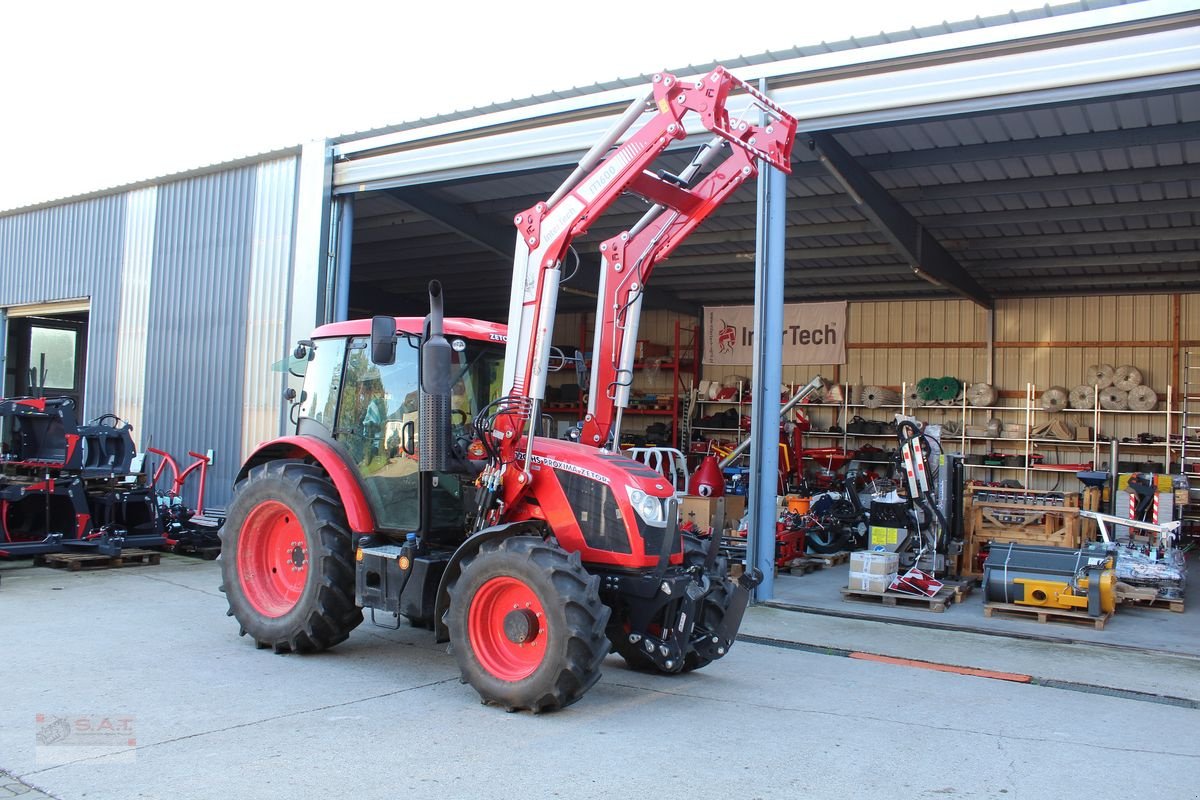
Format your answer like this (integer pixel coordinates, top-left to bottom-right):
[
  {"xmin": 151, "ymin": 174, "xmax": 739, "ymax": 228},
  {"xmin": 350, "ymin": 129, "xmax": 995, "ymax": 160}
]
[{"xmin": 356, "ymin": 539, "xmax": 447, "ymax": 629}]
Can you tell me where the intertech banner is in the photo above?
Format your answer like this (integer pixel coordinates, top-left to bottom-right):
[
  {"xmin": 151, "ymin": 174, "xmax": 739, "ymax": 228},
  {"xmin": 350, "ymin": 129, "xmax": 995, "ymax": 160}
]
[{"xmin": 703, "ymin": 302, "xmax": 847, "ymax": 365}]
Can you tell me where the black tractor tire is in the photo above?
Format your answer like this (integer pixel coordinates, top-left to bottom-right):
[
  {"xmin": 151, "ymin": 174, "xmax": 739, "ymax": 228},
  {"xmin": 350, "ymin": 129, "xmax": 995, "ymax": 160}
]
[
  {"xmin": 446, "ymin": 536, "xmax": 610, "ymax": 712},
  {"xmin": 805, "ymin": 527, "xmax": 851, "ymax": 554},
  {"xmin": 682, "ymin": 576, "xmax": 735, "ymax": 672},
  {"xmin": 220, "ymin": 459, "xmax": 362, "ymax": 653}
]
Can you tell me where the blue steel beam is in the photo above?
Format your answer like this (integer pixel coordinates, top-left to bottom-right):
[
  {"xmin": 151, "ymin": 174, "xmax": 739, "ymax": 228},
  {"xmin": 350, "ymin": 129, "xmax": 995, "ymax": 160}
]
[
  {"xmin": 747, "ymin": 159, "xmax": 787, "ymax": 602},
  {"xmin": 335, "ymin": 195, "xmax": 354, "ymax": 322}
]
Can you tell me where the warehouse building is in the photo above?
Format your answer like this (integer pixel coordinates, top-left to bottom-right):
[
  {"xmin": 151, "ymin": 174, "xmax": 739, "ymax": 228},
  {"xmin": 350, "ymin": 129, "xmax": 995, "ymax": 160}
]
[{"xmin": 1, "ymin": 0, "xmax": 1197, "ymax": 605}]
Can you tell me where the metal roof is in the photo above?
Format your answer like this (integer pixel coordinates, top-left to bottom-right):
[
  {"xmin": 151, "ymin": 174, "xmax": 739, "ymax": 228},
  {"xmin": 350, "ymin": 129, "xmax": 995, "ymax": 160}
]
[
  {"xmin": 328, "ymin": 0, "xmax": 1200, "ymax": 318},
  {"xmin": 331, "ymin": 0, "xmax": 1140, "ymax": 148},
  {"xmin": 346, "ymin": 74, "xmax": 1200, "ymax": 317}
]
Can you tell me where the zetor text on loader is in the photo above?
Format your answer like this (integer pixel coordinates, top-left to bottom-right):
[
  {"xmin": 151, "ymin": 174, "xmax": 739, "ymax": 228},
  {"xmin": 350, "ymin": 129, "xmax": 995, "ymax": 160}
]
[{"xmin": 221, "ymin": 67, "xmax": 797, "ymax": 711}]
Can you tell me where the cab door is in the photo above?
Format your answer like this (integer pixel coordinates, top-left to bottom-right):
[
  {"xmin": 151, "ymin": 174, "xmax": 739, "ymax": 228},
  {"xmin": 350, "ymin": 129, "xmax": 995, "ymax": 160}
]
[{"xmin": 336, "ymin": 337, "xmax": 421, "ymax": 532}]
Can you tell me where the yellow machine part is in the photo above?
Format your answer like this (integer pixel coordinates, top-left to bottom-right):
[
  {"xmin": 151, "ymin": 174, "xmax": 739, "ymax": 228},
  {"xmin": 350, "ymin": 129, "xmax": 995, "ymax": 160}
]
[{"xmin": 1013, "ymin": 572, "xmax": 1115, "ymax": 614}]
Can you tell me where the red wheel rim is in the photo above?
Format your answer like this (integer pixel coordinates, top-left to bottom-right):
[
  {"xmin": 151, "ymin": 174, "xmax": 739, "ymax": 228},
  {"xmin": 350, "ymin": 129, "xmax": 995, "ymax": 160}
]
[
  {"xmin": 238, "ymin": 500, "xmax": 309, "ymax": 618},
  {"xmin": 468, "ymin": 576, "xmax": 547, "ymax": 681}
]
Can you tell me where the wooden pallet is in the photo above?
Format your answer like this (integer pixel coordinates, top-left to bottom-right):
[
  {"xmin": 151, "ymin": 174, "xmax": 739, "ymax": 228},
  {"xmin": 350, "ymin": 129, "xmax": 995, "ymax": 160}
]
[
  {"xmin": 784, "ymin": 558, "xmax": 821, "ymax": 575},
  {"xmin": 804, "ymin": 551, "xmax": 850, "ymax": 568},
  {"xmin": 983, "ymin": 601, "xmax": 1111, "ymax": 630},
  {"xmin": 840, "ymin": 585, "xmax": 955, "ymax": 613},
  {"xmin": 1119, "ymin": 596, "xmax": 1185, "ymax": 613},
  {"xmin": 941, "ymin": 579, "xmax": 976, "ymax": 604},
  {"xmin": 36, "ymin": 549, "xmax": 161, "ymax": 572},
  {"xmin": 1114, "ymin": 582, "xmax": 1184, "ymax": 613}
]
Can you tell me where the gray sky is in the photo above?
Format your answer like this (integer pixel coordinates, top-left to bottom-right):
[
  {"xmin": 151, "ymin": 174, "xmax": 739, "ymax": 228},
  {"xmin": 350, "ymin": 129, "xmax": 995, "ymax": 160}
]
[{"xmin": 3, "ymin": 0, "xmax": 1030, "ymax": 212}]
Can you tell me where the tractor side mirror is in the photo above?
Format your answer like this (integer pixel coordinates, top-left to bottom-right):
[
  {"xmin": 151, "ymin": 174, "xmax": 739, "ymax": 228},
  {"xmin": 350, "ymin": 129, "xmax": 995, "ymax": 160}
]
[{"xmin": 370, "ymin": 316, "xmax": 396, "ymax": 365}]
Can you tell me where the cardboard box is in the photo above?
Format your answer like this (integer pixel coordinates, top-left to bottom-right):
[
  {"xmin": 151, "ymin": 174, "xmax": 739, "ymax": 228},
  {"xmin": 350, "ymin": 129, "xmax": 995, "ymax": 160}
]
[
  {"xmin": 847, "ymin": 571, "xmax": 895, "ymax": 593},
  {"xmin": 678, "ymin": 495, "xmax": 746, "ymax": 533},
  {"xmin": 849, "ymin": 550, "xmax": 899, "ymax": 576},
  {"xmin": 636, "ymin": 340, "xmax": 671, "ymax": 360},
  {"xmin": 1075, "ymin": 426, "xmax": 1093, "ymax": 441}
]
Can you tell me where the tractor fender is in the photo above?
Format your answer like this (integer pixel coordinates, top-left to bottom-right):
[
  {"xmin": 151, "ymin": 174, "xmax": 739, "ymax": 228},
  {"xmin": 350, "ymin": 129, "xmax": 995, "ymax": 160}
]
[
  {"xmin": 432, "ymin": 519, "xmax": 549, "ymax": 642},
  {"xmin": 237, "ymin": 435, "xmax": 375, "ymax": 534}
]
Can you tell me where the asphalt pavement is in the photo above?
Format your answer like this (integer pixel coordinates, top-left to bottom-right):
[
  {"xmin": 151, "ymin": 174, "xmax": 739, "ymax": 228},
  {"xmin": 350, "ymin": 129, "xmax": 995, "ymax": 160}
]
[{"xmin": 1, "ymin": 555, "xmax": 1196, "ymax": 800}]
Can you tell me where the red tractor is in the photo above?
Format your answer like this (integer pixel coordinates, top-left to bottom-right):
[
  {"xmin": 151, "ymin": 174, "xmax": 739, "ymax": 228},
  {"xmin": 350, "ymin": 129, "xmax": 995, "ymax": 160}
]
[{"xmin": 221, "ymin": 67, "xmax": 797, "ymax": 711}]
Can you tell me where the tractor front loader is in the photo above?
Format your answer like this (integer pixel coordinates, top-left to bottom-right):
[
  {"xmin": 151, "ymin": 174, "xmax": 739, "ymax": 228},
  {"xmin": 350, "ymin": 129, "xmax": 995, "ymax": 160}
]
[{"xmin": 221, "ymin": 67, "xmax": 797, "ymax": 711}]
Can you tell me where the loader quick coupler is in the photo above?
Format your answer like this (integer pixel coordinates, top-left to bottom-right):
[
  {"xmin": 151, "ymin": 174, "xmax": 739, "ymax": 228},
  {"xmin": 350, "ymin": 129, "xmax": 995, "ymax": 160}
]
[
  {"xmin": 601, "ymin": 569, "xmax": 699, "ymax": 672},
  {"xmin": 693, "ymin": 568, "xmax": 763, "ymax": 663}
]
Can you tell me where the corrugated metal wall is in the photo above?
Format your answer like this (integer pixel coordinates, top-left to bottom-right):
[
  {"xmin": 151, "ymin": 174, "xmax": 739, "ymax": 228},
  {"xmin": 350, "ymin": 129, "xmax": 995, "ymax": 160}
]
[
  {"xmin": 691, "ymin": 292, "xmax": 1196, "ymax": 487},
  {"xmin": 140, "ymin": 167, "xmax": 258, "ymax": 508},
  {"xmin": 0, "ymin": 195, "xmax": 127, "ymax": 418},
  {"xmin": 241, "ymin": 158, "xmax": 298, "ymax": 459},
  {"xmin": 113, "ymin": 187, "xmax": 159, "ymax": 437},
  {"xmin": 1, "ymin": 156, "xmax": 302, "ymax": 511},
  {"xmin": 698, "ymin": 294, "xmax": 1193, "ymax": 394}
]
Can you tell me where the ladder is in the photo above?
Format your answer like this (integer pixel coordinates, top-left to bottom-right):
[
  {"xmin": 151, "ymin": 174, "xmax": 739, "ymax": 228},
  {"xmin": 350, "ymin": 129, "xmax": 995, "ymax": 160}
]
[{"xmin": 1183, "ymin": 350, "xmax": 1200, "ymax": 539}]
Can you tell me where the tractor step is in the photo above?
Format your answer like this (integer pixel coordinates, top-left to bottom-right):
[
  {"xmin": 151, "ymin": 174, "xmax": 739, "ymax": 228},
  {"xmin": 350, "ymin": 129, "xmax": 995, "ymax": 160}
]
[{"xmin": 35, "ymin": 548, "xmax": 162, "ymax": 572}]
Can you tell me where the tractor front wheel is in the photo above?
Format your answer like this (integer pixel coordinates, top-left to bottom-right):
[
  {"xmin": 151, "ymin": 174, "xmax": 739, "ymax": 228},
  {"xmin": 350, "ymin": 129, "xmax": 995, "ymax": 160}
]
[
  {"xmin": 220, "ymin": 460, "xmax": 362, "ymax": 652},
  {"xmin": 446, "ymin": 537, "xmax": 609, "ymax": 712}
]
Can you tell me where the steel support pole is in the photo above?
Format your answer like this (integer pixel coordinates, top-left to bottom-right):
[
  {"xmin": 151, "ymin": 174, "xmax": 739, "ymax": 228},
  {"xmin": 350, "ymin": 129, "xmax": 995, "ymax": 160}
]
[
  {"xmin": 334, "ymin": 195, "xmax": 355, "ymax": 322},
  {"xmin": 747, "ymin": 148, "xmax": 787, "ymax": 602}
]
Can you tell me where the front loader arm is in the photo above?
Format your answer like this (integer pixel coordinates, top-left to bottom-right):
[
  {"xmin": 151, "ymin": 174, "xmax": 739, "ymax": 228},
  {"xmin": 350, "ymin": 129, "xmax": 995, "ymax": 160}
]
[{"xmin": 484, "ymin": 67, "xmax": 797, "ymax": 518}]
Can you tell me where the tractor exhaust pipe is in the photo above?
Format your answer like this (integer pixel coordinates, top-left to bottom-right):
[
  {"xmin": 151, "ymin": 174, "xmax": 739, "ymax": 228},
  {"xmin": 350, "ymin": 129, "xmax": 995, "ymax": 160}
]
[{"xmin": 420, "ymin": 281, "xmax": 452, "ymax": 472}]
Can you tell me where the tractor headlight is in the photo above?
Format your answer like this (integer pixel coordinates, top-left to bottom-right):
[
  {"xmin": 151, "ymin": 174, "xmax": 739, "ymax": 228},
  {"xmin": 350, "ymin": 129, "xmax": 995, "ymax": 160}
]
[{"xmin": 626, "ymin": 486, "xmax": 666, "ymax": 527}]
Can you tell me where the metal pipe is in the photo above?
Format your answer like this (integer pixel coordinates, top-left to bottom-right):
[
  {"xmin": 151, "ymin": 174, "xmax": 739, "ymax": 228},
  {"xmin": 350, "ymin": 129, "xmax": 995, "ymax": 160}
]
[
  {"xmin": 545, "ymin": 91, "xmax": 653, "ymax": 208},
  {"xmin": 719, "ymin": 375, "xmax": 824, "ymax": 468}
]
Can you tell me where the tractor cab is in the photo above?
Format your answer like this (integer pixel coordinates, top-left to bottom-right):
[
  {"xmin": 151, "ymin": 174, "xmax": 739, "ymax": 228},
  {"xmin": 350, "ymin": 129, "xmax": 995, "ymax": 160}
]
[{"xmin": 288, "ymin": 316, "xmax": 505, "ymax": 541}]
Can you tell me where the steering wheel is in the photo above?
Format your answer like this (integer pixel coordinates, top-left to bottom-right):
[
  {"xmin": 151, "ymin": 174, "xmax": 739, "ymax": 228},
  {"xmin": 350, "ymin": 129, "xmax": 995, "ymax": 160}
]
[{"xmin": 451, "ymin": 409, "xmax": 469, "ymax": 426}]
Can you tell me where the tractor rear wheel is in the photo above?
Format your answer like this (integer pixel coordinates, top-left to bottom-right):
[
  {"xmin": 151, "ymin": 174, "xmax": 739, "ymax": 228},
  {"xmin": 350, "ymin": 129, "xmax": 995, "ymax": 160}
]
[
  {"xmin": 220, "ymin": 460, "xmax": 362, "ymax": 652},
  {"xmin": 446, "ymin": 536, "xmax": 609, "ymax": 712}
]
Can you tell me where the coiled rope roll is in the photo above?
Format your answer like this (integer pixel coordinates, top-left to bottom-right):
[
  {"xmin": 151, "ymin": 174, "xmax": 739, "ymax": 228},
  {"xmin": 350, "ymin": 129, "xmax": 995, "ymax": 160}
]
[
  {"xmin": 1085, "ymin": 363, "xmax": 1114, "ymax": 389},
  {"xmin": 966, "ymin": 383, "xmax": 997, "ymax": 407},
  {"xmin": 1112, "ymin": 364, "xmax": 1144, "ymax": 392},
  {"xmin": 1099, "ymin": 386, "xmax": 1128, "ymax": 411},
  {"xmin": 861, "ymin": 385, "xmax": 901, "ymax": 408},
  {"xmin": 1127, "ymin": 385, "xmax": 1158, "ymax": 411},
  {"xmin": 1069, "ymin": 385, "xmax": 1096, "ymax": 410},
  {"xmin": 1040, "ymin": 386, "xmax": 1070, "ymax": 413}
]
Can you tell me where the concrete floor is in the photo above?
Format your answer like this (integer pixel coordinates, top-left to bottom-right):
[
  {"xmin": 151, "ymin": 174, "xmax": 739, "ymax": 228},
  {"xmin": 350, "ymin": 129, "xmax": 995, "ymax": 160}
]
[{"xmin": 1, "ymin": 555, "xmax": 1197, "ymax": 800}]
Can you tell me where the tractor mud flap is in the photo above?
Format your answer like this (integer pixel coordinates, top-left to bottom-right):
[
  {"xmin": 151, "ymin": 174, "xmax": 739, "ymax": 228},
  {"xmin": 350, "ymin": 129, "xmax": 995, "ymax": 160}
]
[{"xmin": 693, "ymin": 568, "xmax": 762, "ymax": 662}]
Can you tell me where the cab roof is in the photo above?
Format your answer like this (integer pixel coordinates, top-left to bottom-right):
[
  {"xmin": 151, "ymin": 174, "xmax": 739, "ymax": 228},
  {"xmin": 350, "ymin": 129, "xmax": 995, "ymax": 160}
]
[{"xmin": 312, "ymin": 317, "xmax": 508, "ymax": 342}]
